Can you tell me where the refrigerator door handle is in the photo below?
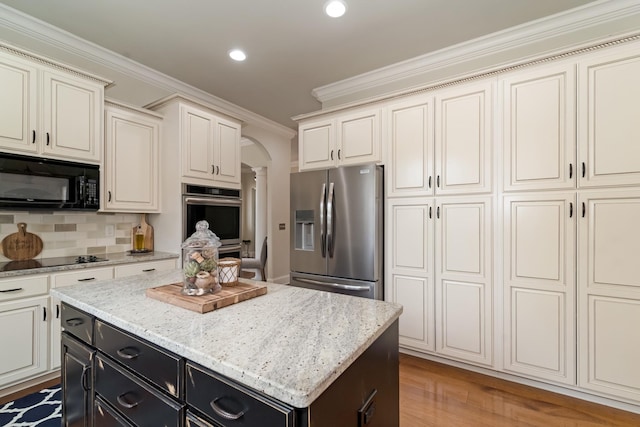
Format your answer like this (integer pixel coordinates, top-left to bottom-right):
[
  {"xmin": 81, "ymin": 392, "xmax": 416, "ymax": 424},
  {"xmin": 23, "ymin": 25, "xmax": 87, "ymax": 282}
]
[
  {"xmin": 326, "ymin": 182, "xmax": 335, "ymax": 257},
  {"xmin": 295, "ymin": 277, "xmax": 371, "ymax": 292},
  {"xmin": 320, "ymin": 183, "xmax": 327, "ymax": 258}
]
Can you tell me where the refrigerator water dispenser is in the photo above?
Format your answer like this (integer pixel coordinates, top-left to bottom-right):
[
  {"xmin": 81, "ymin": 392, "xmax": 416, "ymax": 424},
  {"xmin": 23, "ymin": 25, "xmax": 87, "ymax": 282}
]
[{"xmin": 295, "ymin": 210, "xmax": 315, "ymax": 251}]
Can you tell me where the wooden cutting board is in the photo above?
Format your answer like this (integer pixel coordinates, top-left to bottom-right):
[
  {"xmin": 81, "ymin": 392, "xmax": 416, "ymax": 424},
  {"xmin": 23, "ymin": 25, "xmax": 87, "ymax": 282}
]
[
  {"xmin": 132, "ymin": 213, "xmax": 154, "ymax": 251},
  {"xmin": 146, "ymin": 282, "xmax": 267, "ymax": 313},
  {"xmin": 1, "ymin": 223, "xmax": 43, "ymax": 261}
]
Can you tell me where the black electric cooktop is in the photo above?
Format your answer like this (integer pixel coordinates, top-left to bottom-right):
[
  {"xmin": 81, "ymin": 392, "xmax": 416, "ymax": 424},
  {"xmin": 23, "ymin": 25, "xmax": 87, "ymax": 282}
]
[{"xmin": 0, "ymin": 255, "xmax": 109, "ymax": 272}]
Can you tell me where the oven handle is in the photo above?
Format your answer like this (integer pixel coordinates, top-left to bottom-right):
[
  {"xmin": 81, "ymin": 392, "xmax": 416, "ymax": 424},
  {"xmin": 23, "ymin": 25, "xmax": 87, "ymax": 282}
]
[
  {"xmin": 184, "ymin": 197, "xmax": 242, "ymax": 206},
  {"xmin": 219, "ymin": 244, "xmax": 242, "ymax": 254}
]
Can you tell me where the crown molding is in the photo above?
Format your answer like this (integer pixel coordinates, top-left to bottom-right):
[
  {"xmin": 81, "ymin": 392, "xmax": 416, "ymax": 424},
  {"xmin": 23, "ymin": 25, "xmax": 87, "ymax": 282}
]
[
  {"xmin": 0, "ymin": 4, "xmax": 296, "ymax": 139},
  {"xmin": 312, "ymin": 0, "xmax": 640, "ymax": 104}
]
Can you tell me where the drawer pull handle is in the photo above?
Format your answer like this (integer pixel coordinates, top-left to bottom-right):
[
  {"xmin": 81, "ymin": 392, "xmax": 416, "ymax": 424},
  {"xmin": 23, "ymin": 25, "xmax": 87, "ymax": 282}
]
[
  {"xmin": 116, "ymin": 347, "xmax": 141, "ymax": 360},
  {"xmin": 210, "ymin": 397, "xmax": 246, "ymax": 420},
  {"xmin": 0, "ymin": 287, "xmax": 23, "ymax": 293},
  {"xmin": 117, "ymin": 392, "xmax": 140, "ymax": 409},
  {"xmin": 142, "ymin": 268, "xmax": 156, "ymax": 272},
  {"xmin": 66, "ymin": 318, "xmax": 84, "ymax": 327},
  {"xmin": 77, "ymin": 277, "xmax": 96, "ymax": 282}
]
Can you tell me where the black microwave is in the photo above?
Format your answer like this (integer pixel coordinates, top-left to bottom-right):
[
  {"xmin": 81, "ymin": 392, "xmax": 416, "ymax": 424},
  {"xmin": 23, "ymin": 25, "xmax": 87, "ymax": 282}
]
[{"xmin": 0, "ymin": 153, "xmax": 100, "ymax": 211}]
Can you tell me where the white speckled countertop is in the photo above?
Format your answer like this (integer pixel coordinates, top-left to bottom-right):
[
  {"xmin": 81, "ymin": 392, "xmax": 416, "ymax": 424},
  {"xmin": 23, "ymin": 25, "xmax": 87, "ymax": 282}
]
[
  {"xmin": 0, "ymin": 251, "xmax": 178, "ymax": 278},
  {"xmin": 51, "ymin": 269, "xmax": 402, "ymax": 408}
]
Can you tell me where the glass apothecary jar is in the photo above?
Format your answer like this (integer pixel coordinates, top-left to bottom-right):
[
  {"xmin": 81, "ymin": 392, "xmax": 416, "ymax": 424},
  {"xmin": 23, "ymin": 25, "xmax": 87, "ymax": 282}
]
[{"xmin": 181, "ymin": 220, "xmax": 221, "ymax": 295}]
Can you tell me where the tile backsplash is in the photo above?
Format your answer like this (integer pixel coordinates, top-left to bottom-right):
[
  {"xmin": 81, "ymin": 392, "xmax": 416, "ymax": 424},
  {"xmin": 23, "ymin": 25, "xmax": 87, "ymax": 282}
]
[{"xmin": 0, "ymin": 211, "xmax": 143, "ymax": 261}]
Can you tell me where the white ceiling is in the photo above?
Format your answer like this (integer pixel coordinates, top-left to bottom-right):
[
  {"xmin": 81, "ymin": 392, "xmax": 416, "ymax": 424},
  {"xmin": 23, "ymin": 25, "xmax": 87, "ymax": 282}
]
[{"xmin": 0, "ymin": 0, "xmax": 598, "ymax": 129}]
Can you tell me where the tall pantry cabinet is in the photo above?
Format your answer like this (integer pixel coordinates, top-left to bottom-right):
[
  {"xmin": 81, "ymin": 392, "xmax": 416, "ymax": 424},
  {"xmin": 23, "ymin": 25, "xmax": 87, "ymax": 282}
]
[
  {"xmin": 501, "ymin": 39, "xmax": 640, "ymax": 405},
  {"xmin": 385, "ymin": 78, "xmax": 494, "ymax": 368}
]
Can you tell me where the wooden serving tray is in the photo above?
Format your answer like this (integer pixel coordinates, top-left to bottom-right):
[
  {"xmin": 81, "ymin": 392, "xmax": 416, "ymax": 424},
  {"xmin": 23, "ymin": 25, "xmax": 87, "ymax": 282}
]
[{"xmin": 146, "ymin": 282, "xmax": 267, "ymax": 313}]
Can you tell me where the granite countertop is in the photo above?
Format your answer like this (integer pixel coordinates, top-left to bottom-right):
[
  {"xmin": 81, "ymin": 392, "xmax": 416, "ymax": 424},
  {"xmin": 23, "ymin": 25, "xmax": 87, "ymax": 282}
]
[
  {"xmin": 51, "ymin": 269, "xmax": 402, "ymax": 408},
  {"xmin": 0, "ymin": 251, "xmax": 179, "ymax": 278}
]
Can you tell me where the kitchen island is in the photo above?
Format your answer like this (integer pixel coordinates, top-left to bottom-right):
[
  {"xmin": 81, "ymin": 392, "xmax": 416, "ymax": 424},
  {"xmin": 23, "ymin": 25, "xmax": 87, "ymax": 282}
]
[{"xmin": 52, "ymin": 269, "xmax": 402, "ymax": 426}]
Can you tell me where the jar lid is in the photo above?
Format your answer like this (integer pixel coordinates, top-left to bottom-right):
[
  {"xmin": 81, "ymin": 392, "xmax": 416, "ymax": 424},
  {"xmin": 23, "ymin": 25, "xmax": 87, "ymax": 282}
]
[{"xmin": 181, "ymin": 220, "xmax": 221, "ymax": 249}]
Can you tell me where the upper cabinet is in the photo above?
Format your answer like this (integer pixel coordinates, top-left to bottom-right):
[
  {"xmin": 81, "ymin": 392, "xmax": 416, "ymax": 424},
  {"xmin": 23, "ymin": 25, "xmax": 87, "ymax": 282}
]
[
  {"xmin": 103, "ymin": 101, "xmax": 162, "ymax": 212},
  {"xmin": 180, "ymin": 103, "xmax": 241, "ymax": 187},
  {"xmin": 501, "ymin": 62, "xmax": 576, "ymax": 191},
  {"xmin": 148, "ymin": 95, "xmax": 242, "ymax": 190},
  {"xmin": 297, "ymin": 106, "xmax": 381, "ymax": 171},
  {"xmin": 0, "ymin": 47, "xmax": 108, "ymax": 164},
  {"xmin": 434, "ymin": 79, "xmax": 494, "ymax": 195},
  {"xmin": 578, "ymin": 43, "xmax": 640, "ymax": 188},
  {"xmin": 385, "ymin": 94, "xmax": 434, "ymax": 197}
]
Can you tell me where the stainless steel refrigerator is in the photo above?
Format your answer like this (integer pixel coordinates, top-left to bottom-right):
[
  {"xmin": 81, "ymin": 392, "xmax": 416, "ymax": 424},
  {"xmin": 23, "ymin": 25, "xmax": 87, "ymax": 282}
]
[{"xmin": 290, "ymin": 164, "xmax": 383, "ymax": 299}]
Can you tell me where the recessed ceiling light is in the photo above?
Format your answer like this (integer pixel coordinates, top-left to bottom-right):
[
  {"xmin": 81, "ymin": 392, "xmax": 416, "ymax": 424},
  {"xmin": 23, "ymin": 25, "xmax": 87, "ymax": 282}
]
[
  {"xmin": 324, "ymin": 0, "xmax": 347, "ymax": 18},
  {"xmin": 229, "ymin": 49, "xmax": 246, "ymax": 61}
]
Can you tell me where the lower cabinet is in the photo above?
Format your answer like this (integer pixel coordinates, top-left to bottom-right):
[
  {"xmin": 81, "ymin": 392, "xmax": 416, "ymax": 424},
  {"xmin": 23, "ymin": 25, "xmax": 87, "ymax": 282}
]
[
  {"xmin": 61, "ymin": 332, "xmax": 95, "ymax": 427},
  {"xmin": 387, "ymin": 196, "xmax": 493, "ymax": 368},
  {"xmin": 60, "ymin": 302, "xmax": 399, "ymax": 426},
  {"xmin": 0, "ymin": 274, "xmax": 49, "ymax": 389}
]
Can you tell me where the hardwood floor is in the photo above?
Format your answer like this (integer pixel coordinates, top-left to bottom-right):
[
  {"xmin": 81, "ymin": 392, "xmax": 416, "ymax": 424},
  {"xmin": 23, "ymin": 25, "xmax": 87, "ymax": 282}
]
[
  {"xmin": 400, "ymin": 353, "xmax": 640, "ymax": 427},
  {"xmin": 3, "ymin": 355, "xmax": 640, "ymax": 426}
]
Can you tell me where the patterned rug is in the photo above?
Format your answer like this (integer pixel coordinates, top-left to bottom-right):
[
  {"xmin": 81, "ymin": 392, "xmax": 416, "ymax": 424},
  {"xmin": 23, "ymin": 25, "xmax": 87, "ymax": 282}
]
[{"xmin": 0, "ymin": 385, "xmax": 61, "ymax": 426}]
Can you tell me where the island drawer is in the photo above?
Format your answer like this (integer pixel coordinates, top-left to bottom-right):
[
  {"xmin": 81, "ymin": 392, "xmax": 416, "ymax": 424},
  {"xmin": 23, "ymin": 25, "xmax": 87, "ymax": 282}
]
[
  {"xmin": 185, "ymin": 362, "xmax": 294, "ymax": 427},
  {"xmin": 61, "ymin": 303, "xmax": 94, "ymax": 344},
  {"xmin": 95, "ymin": 319, "xmax": 182, "ymax": 398},
  {"xmin": 95, "ymin": 354, "xmax": 185, "ymax": 427},
  {"xmin": 94, "ymin": 395, "xmax": 134, "ymax": 427}
]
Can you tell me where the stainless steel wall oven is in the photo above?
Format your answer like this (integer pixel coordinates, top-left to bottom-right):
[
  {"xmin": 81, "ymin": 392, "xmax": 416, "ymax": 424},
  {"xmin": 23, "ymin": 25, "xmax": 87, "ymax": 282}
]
[{"xmin": 182, "ymin": 184, "xmax": 242, "ymax": 258}]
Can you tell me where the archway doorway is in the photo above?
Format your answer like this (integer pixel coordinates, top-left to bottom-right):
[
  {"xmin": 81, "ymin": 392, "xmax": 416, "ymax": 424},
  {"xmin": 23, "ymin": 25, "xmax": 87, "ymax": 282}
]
[{"xmin": 240, "ymin": 137, "xmax": 270, "ymax": 278}]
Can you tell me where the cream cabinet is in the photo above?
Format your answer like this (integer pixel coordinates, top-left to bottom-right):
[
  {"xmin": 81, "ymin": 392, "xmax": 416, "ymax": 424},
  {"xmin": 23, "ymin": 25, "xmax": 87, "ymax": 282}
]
[
  {"xmin": 387, "ymin": 196, "xmax": 493, "ymax": 367},
  {"xmin": 578, "ymin": 44, "xmax": 640, "ymax": 188},
  {"xmin": 501, "ymin": 62, "xmax": 576, "ymax": 191},
  {"xmin": 0, "ymin": 53, "xmax": 38, "ymax": 152},
  {"xmin": 104, "ymin": 101, "xmax": 162, "ymax": 212},
  {"xmin": 0, "ymin": 48, "xmax": 107, "ymax": 163},
  {"xmin": 114, "ymin": 258, "xmax": 176, "ymax": 278},
  {"xmin": 180, "ymin": 103, "xmax": 241, "ymax": 188},
  {"xmin": 298, "ymin": 106, "xmax": 381, "ymax": 171},
  {"xmin": 386, "ymin": 198, "xmax": 435, "ymax": 352},
  {"xmin": 0, "ymin": 275, "xmax": 49, "ymax": 388},
  {"xmin": 578, "ymin": 190, "xmax": 640, "ymax": 403},
  {"xmin": 385, "ymin": 95, "xmax": 434, "ymax": 197},
  {"xmin": 435, "ymin": 196, "xmax": 493, "ymax": 367},
  {"xmin": 49, "ymin": 267, "xmax": 114, "ymax": 370},
  {"xmin": 434, "ymin": 80, "xmax": 494, "ymax": 195},
  {"xmin": 503, "ymin": 193, "xmax": 576, "ymax": 385}
]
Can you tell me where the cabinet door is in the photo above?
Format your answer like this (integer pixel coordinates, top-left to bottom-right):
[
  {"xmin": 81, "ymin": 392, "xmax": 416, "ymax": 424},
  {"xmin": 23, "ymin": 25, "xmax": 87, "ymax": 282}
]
[
  {"xmin": 386, "ymin": 95, "xmax": 434, "ymax": 197},
  {"xmin": 104, "ymin": 105, "xmax": 161, "ymax": 212},
  {"xmin": 42, "ymin": 69, "xmax": 103, "ymax": 163},
  {"xmin": 435, "ymin": 80, "xmax": 493, "ymax": 195},
  {"xmin": 298, "ymin": 117, "xmax": 335, "ymax": 171},
  {"xmin": 0, "ymin": 296, "xmax": 48, "ymax": 387},
  {"xmin": 336, "ymin": 107, "xmax": 381, "ymax": 167},
  {"xmin": 578, "ymin": 43, "xmax": 640, "ymax": 188},
  {"xmin": 213, "ymin": 116, "xmax": 241, "ymax": 186},
  {"xmin": 503, "ymin": 193, "xmax": 576, "ymax": 385},
  {"xmin": 61, "ymin": 332, "xmax": 95, "ymax": 427},
  {"xmin": 0, "ymin": 53, "xmax": 38, "ymax": 154},
  {"xmin": 182, "ymin": 104, "xmax": 215, "ymax": 181},
  {"xmin": 386, "ymin": 198, "xmax": 435, "ymax": 351},
  {"xmin": 578, "ymin": 190, "xmax": 640, "ymax": 402},
  {"xmin": 435, "ymin": 197, "xmax": 492, "ymax": 366},
  {"xmin": 502, "ymin": 63, "xmax": 576, "ymax": 191}
]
